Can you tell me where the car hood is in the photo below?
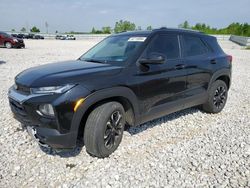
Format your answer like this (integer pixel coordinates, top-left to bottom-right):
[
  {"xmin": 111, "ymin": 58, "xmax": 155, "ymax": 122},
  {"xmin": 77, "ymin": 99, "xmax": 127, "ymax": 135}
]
[{"xmin": 15, "ymin": 60, "xmax": 123, "ymax": 87}]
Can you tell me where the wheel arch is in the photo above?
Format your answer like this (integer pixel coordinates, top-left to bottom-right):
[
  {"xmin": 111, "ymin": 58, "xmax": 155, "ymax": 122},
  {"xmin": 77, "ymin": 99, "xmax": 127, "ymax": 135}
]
[
  {"xmin": 208, "ymin": 69, "xmax": 231, "ymax": 90},
  {"xmin": 70, "ymin": 87, "xmax": 140, "ymax": 140}
]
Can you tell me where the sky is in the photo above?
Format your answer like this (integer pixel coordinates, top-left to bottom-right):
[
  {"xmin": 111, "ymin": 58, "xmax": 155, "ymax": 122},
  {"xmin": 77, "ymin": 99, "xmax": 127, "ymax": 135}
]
[{"xmin": 0, "ymin": 0, "xmax": 249, "ymax": 33}]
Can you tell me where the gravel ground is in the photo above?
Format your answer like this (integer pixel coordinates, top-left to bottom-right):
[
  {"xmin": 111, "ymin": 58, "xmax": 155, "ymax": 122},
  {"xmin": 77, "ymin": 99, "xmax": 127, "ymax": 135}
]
[{"xmin": 0, "ymin": 39, "xmax": 249, "ymax": 187}]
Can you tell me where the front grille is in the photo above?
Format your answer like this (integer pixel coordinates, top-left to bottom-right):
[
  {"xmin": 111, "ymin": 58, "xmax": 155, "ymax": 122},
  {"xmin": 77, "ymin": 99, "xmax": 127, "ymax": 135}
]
[
  {"xmin": 9, "ymin": 98, "xmax": 32, "ymax": 125},
  {"xmin": 16, "ymin": 84, "xmax": 30, "ymax": 95},
  {"xmin": 9, "ymin": 98, "xmax": 27, "ymax": 116}
]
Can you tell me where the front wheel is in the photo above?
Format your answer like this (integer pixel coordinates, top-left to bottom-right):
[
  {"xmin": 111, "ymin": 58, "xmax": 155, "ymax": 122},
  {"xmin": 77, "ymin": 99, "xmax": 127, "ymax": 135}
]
[
  {"xmin": 5, "ymin": 42, "xmax": 12, "ymax": 49},
  {"xmin": 84, "ymin": 102, "xmax": 125, "ymax": 158},
  {"xmin": 202, "ymin": 80, "xmax": 228, "ymax": 113}
]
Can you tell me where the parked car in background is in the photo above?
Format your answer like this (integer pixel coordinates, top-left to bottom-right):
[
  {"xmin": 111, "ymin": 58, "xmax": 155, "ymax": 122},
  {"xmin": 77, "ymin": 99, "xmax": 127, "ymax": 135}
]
[
  {"xmin": 55, "ymin": 35, "xmax": 76, "ymax": 40},
  {"xmin": 25, "ymin": 33, "xmax": 35, "ymax": 39},
  {"xmin": 66, "ymin": 35, "xmax": 76, "ymax": 40},
  {"xmin": 55, "ymin": 35, "xmax": 66, "ymax": 40},
  {"xmin": 34, "ymin": 35, "xmax": 44, "ymax": 39},
  {"xmin": 11, "ymin": 34, "xmax": 18, "ymax": 38},
  {"xmin": 17, "ymin": 34, "xmax": 26, "ymax": 39},
  {"xmin": 0, "ymin": 31, "xmax": 25, "ymax": 48},
  {"xmin": 11, "ymin": 34, "xmax": 26, "ymax": 39}
]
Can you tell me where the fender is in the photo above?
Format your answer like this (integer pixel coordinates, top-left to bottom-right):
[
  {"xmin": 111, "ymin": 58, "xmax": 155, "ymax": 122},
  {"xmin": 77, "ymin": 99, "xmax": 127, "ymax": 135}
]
[
  {"xmin": 208, "ymin": 68, "xmax": 231, "ymax": 90},
  {"xmin": 70, "ymin": 86, "xmax": 140, "ymax": 136}
]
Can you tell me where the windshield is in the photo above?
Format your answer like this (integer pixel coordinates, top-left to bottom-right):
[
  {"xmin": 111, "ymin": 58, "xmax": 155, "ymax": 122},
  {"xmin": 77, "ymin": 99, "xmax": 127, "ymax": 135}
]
[
  {"xmin": 0, "ymin": 32, "xmax": 11, "ymax": 38},
  {"xmin": 80, "ymin": 35, "xmax": 147, "ymax": 63}
]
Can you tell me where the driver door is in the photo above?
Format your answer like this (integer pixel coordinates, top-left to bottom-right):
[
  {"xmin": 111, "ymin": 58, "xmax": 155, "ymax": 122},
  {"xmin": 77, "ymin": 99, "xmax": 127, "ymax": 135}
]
[{"xmin": 136, "ymin": 33, "xmax": 187, "ymax": 121}]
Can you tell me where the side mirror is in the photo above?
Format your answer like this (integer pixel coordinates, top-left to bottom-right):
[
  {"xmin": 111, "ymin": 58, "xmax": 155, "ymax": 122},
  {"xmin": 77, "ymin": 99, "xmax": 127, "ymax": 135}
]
[{"xmin": 139, "ymin": 53, "xmax": 166, "ymax": 65}]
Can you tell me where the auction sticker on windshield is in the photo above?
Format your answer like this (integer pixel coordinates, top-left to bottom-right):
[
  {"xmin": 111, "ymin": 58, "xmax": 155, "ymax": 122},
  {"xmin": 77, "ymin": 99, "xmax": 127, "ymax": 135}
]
[{"xmin": 128, "ymin": 37, "xmax": 147, "ymax": 42}]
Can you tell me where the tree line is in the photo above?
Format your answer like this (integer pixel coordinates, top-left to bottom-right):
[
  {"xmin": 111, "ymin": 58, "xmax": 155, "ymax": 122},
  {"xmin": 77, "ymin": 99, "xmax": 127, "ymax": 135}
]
[
  {"xmin": 90, "ymin": 20, "xmax": 152, "ymax": 34},
  {"xmin": 179, "ymin": 21, "xmax": 250, "ymax": 37},
  {"xmin": 12, "ymin": 20, "xmax": 250, "ymax": 37}
]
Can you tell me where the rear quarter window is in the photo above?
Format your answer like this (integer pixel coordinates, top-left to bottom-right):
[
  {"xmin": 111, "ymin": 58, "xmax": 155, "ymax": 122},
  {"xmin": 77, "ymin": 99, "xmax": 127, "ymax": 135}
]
[
  {"xmin": 203, "ymin": 37, "xmax": 224, "ymax": 54},
  {"xmin": 182, "ymin": 35, "xmax": 208, "ymax": 57}
]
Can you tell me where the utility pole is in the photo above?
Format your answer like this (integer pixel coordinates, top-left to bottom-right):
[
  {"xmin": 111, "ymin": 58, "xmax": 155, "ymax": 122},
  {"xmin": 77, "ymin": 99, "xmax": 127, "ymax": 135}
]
[{"xmin": 45, "ymin": 21, "xmax": 49, "ymax": 34}]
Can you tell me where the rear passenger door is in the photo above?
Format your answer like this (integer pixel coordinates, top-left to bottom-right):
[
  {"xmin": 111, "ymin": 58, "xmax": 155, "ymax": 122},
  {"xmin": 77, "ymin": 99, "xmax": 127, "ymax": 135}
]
[{"xmin": 181, "ymin": 34, "xmax": 212, "ymax": 96}]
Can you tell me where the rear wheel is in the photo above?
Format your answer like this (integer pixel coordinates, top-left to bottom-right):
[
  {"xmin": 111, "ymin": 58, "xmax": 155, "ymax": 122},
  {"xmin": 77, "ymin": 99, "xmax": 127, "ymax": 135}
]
[
  {"xmin": 5, "ymin": 42, "xmax": 12, "ymax": 49},
  {"xmin": 202, "ymin": 80, "xmax": 228, "ymax": 113},
  {"xmin": 84, "ymin": 102, "xmax": 125, "ymax": 158}
]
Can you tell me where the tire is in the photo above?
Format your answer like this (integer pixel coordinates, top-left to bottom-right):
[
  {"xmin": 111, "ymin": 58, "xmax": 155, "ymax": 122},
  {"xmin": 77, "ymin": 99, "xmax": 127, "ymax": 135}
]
[
  {"xmin": 5, "ymin": 42, "xmax": 12, "ymax": 49},
  {"xmin": 202, "ymin": 80, "xmax": 228, "ymax": 113},
  {"xmin": 84, "ymin": 102, "xmax": 125, "ymax": 158}
]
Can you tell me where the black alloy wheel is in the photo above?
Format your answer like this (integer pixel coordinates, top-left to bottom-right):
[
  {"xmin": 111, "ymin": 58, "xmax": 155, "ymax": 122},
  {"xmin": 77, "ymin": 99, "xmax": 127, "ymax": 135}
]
[
  {"xmin": 202, "ymin": 80, "xmax": 228, "ymax": 113},
  {"xmin": 104, "ymin": 111, "xmax": 123, "ymax": 149},
  {"xmin": 213, "ymin": 86, "xmax": 227, "ymax": 109},
  {"xmin": 84, "ymin": 102, "xmax": 125, "ymax": 158}
]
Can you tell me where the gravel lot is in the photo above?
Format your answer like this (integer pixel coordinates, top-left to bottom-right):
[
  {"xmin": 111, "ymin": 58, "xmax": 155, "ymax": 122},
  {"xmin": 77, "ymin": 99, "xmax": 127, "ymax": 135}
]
[{"xmin": 0, "ymin": 39, "xmax": 249, "ymax": 187}]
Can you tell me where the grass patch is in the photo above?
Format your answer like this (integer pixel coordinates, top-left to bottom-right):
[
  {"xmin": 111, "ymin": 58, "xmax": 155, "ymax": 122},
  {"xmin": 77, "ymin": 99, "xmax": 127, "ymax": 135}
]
[{"xmin": 245, "ymin": 46, "xmax": 250, "ymax": 50}]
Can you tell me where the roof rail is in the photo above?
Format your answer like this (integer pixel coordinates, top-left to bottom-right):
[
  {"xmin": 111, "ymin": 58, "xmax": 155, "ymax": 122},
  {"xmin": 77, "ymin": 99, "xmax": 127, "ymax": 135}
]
[
  {"xmin": 177, "ymin": 28, "xmax": 204, "ymax": 33},
  {"xmin": 153, "ymin": 27, "xmax": 204, "ymax": 34}
]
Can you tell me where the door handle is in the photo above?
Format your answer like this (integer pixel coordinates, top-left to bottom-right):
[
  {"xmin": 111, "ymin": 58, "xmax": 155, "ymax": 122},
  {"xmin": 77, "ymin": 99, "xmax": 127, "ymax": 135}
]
[
  {"xmin": 210, "ymin": 59, "xmax": 217, "ymax": 64},
  {"xmin": 175, "ymin": 64, "xmax": 185, "ymax": 70}
]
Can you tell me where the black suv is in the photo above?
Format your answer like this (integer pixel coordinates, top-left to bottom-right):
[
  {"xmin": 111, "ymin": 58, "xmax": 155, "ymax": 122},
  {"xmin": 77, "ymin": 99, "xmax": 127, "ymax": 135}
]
[{"xmin": 8, "ymin": 28, "xmax": 232, "ymax": 157}]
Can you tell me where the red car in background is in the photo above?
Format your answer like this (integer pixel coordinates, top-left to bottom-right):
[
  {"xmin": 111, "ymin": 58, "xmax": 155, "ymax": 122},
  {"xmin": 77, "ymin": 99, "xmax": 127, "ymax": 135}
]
[{"xmin": 0, "ymin": 31, "xmax": 25, "ymax": 48}]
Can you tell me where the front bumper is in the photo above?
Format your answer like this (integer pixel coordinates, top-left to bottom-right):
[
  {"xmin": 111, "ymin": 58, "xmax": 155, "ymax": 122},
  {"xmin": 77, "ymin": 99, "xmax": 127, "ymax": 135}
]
[
  {"xmin": 8, "ymin": 86, "xmax": 78, "ymax": 149},
  {"xmin": 26, "ymin": 126, "xmax": 78, "ymax": 148},
  {"xmin": 13, "ymin": 42, "xmax": 25, "ymax": 48}
]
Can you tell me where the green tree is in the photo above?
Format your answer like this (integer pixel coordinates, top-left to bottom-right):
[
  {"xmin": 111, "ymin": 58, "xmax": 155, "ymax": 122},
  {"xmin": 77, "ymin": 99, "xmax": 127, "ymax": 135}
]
[
  {"xmin": 183, "ymin": 21, "xmax": 190, "ymax": 29},
  {"xmin": 178, "ymin": 21, "xmax": 190, "ymax": 29},
  {"xmin": 11, "ymin": 29, "xmax": 15, "ymax": 32},
  {"xmin": 95, "ymin": 30, "xmax": 103, "ymax": 34},
  {"xmin": 114, "ymin": 20, "xmax": 136, "ymax": 33},
  {"xmin": 20, "ymin": 27, "xmax": 26, "ymax": 32},
  {"xmin": 146, "ymin": 26, "xmax": 153, "ymax": 30},
  {"xmin": 30, "ymin": 26, "xmax": 40, "ymax": 33},
  {"xmin": 91, "ymin": 27, "xmax": 96, "ymax": 34},
  {"xmin": 102, "ymin": 26, "xmax": 112, "ymax": 34},
  {"xmin": 242, "ymin": 23, "xmax": 249, "ymax": 36}
]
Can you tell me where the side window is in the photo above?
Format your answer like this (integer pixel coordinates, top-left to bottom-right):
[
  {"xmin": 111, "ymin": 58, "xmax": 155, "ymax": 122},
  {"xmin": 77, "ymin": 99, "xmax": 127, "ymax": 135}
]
[
  {"xmin": 182, "ymin": 35, "xmax": 208, "ymax": 57},
  {"xmin": 145, "ymin": 34, "xmax": 180, "ymax": 59}
]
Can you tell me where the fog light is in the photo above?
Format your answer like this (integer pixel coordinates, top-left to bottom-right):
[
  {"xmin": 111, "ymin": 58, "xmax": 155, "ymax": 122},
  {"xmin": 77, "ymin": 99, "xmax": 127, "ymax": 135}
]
[{"xmin": 38, "ymin": 104, "xmax": 55, "ymax": 117}]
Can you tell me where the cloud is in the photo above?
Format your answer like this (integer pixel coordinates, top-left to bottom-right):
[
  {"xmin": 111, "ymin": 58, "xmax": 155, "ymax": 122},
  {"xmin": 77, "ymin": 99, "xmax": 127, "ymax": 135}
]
[{"xmin": 99, "ymin": 10, "xmax": 109, "ymax": 14}]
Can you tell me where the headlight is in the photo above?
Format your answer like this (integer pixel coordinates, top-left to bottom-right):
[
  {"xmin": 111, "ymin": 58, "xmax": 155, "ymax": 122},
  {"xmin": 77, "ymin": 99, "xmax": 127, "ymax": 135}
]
[
  {"xmin": 38, "ymin": 104, "xmax": 55, "ymax": 117},
  {"xmin": 13, "ymin": 38, "xmax": 18, "ymax": 42},
  {"xmin": 30, "ymin": 84, "xmax": 75, "ymax": 94}
]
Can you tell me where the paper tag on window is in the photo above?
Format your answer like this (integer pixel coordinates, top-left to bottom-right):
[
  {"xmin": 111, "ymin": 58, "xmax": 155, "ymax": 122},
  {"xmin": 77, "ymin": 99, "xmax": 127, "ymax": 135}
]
[{"xmin": 128, "ymin": 37, "xmax": 146, "ymax": 42}]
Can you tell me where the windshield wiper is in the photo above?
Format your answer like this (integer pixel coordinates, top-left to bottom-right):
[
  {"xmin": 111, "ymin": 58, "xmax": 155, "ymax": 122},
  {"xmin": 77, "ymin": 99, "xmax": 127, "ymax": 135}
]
[{"xmin": 81, "ymin": 58, "xmax": 107, "ymax": 64}]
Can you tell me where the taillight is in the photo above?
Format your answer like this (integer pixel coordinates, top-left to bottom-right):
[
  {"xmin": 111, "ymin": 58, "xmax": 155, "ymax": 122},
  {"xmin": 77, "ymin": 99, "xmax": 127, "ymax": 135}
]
[{"xmin": 227, "ymin": 55, "xmax": 232, "ymax": 63}]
